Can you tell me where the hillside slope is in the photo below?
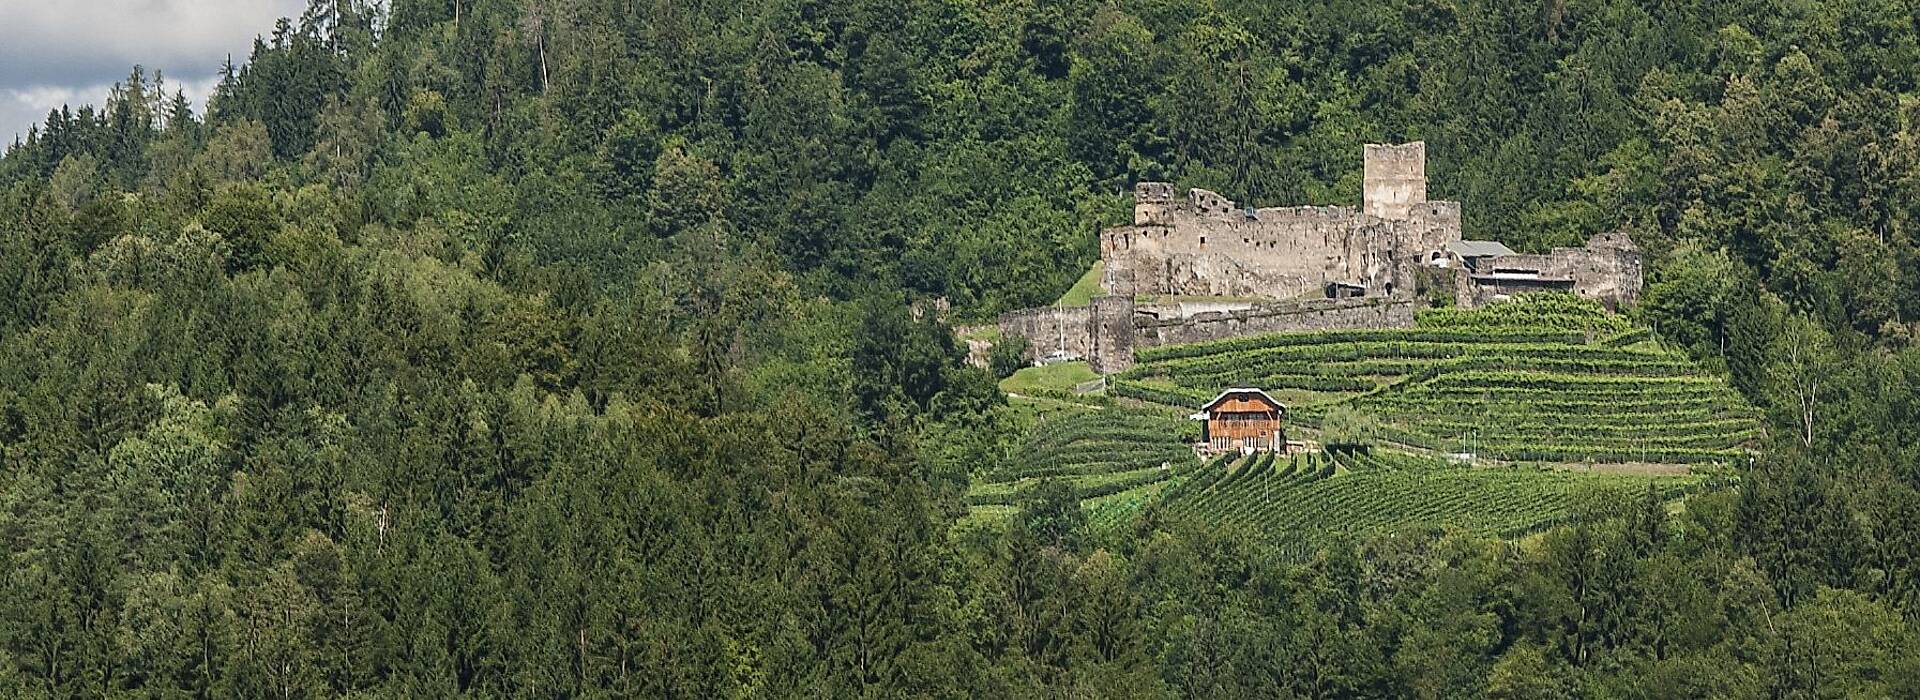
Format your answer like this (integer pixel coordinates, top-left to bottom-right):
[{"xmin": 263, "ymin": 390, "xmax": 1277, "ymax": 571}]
[
  {"xmin": 1114, "ymin": 294, "xmax": 1762, "ymax": 464},
  {"xmin": 973, "ymin": 295, "xmax": 1756, "ymax": 542}
]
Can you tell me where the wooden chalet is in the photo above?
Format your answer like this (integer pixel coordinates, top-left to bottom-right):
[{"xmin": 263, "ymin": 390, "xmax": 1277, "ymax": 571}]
[{"xmin": 1190, "ymin": 388, "xmax": 1287, "ymax": 454}]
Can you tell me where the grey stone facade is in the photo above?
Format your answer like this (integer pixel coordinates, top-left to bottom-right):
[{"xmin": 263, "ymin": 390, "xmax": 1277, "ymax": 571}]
[
  {"xmin": 1452, "ymin": 231, "xmax": 1644, "ymax": 309},
  {"xmin": 1103, "ymin": 142, "xmax": 1458, "ymax": 301},
  {"xmin": 999, "ymin": 295, "xmax": 1414, "ymax": 374},
  {"xmin": 990, "ymin": 143, "xmax": 1644, "ymax": 374}
]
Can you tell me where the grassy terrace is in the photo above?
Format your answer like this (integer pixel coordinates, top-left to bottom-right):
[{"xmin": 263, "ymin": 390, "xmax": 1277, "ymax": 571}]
[
  {"xmin": 999, "ymin": 361, "xmax": 1099, "ymax": 396},
  {"xmin": 1053, "ymin": 261, "xmax": 1106, "ymax": 307}
]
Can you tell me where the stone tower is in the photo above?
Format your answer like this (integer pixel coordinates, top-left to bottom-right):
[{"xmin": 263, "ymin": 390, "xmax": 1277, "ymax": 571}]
[
  {"xmin": 1134, "ymin": 182, "xmax": 1176, "ymax": 225},
  {"xmin": 1088, "ymin": 295, "xmax": 1137, "ymax": 374},
  {"xmin": 1363, "ymin": 142, "xmax": 1427, "ymax": 220}
]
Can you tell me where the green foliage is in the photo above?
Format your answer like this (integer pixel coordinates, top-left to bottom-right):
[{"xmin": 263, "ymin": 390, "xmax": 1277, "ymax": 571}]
[
  {"xmin": 1318, "ymin": 405, "xmax": 1377, "ymax": 447},
  {"xmin": 1016, "ymin": 480, "xmax": 1090, "ymax": 550},
  {"xmin": 988, "ymin": 334, "xmax": 1031, "ymax": 380},
  {"xmin": 4, "ymin": 0, "xmax": 1920, "ymax": 694}
]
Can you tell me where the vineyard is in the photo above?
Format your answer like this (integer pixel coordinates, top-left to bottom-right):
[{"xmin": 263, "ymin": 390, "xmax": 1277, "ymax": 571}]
[
  {"xmin": 970, "ymin": 294, "xmax": 1756, "ymax": 542},
  {"xmin": 1150, "ymin": 448, "xmax": 1714, "ymax": 544},
  {"xmin": 964, "ymin": 408, "xmax": 1200, "ymax": 524},
  {"xmin": 1111, "ymin": 294, "xmax": 1763, "ymax": 464}
]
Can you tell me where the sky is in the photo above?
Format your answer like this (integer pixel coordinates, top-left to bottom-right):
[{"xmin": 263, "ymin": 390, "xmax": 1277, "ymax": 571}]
[{"xmin": 0, "ymin": 0, "xmax": 307, "ymax": 147}]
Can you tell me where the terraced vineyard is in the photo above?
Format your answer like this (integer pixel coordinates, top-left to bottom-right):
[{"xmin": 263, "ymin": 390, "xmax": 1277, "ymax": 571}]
[
  {"xmin": 1111, "ymin": 294, "xmax": 1763, "ymax": 464},
  {"xmin": 963, "ymin": 408, "xmax": 1201, "ymax": 523},
  {"xmin": 1153, "ymin": 448, "xmax": 1712, "ymax": 543},
  {"xmin": 970, "ymin": 295, "xmax": 1753, "ymax": 543}
]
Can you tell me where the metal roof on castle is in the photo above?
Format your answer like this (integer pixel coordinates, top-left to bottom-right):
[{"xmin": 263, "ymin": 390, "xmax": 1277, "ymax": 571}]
[{"xmin": 1445, "ymin": 240, "xmax": 1517, "ymax": 258}]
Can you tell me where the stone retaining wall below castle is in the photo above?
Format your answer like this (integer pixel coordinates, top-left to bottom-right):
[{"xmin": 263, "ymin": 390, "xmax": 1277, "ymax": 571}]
[
  {"xmin": 998, "ymin": 305, "xmax": 1094, "ymax": 362},
  {"xmin": 1132, "ymin": 296, "xmax": 1416, "ymax": 351},
  {"xmin": 995, "ymin": 295, "xmax": 1418, "ymax": 374}
]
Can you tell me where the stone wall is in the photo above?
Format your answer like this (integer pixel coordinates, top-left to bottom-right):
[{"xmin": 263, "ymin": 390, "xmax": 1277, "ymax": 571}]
[
  {"xmin": 1088, "ymin": 296, "xmax": 1137, "ymax": 374},
  {"xmin": 997, "ymin": 306, "xmax": 1093, "ymax": 362},
  {"xmin": 1099, "ymin": 198, "xmax": 1461, "ymax": 301},
  {"xmin": 1099, "ymin": 143, "xmax": 1460, "ymax": 302},
  {"xmin": 1134, "ymin": 296, "xmax": 1416, "ymax": 349},
  {"xmin": 994, "ymin": 295, "xmax": 1419, "ymax": 374},
  {"xmin": 953, "ymin": 324, "xmax": 996, "ymax": 368},
  {"xmin": 1571, "ymin": 231, "xmax": 1643, "ymax": 308},
  {"xmin": 1468, "ymin": 231, "xmax": 1643, "ymax": 309}
]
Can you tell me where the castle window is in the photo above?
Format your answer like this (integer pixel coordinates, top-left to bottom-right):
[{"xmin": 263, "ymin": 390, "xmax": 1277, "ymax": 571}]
[{"xmin": 1199, "ymin": 236, "xmax": 1206, "ymax": 247}]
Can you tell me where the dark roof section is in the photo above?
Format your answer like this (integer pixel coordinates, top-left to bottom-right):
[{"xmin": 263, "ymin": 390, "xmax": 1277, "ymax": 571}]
[
  {"xmin": 1197, "ymin": 387, "xmax": 1286, "ymax": 413},
  {"xmin": 1445, "ymin": 240, "xmax": 1517, "ymax": 258}
]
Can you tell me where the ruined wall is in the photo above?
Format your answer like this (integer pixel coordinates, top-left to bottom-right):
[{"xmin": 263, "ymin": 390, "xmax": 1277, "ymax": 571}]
[
  {"xmin": 1101, "ymin": 198, "xmax": 1379, "ymax": 299},
  {"xmin": 1364, "ymin": 142, "xmax": 1427, "ymax": 220},
  {"xmin": 1089, "ymin": 296, "xmax": 1137, "ymax": 374},
  {"xmin": 953, "ymin": 324, "xmax": 997, "ymax": 368},
  {"xmin": 1134, "ymin": 296, "xmax": 1417, "ymax": 349},
  {"xmin": 1101, "ymin": 143, "xmax": 1459, "ymax": 302},
  {"xmin": 995, "ymin": 295, "xmax": 1420, "ymax": 374},
  {"xmin": 997, "ymin": 306, "xmax": 1093, "ymax": 362},
  {"xmin": 1133, "ymin": 181, "xmax": 1177, "ymax": 226},
  {"xmin": 1388, "ymin": 202, "xmax": 1463, "ymax": 293},
  {"xmin": 1469, "ymin": 231, "xmax": 1643, "ymax": 309},
  {"xmin": 1101, "ymin": 198, "xmax": 1461, "ymax": 300},
  {"xmin": 1572, "ymin": 231, "xmax": 1643, "ymax": 308}
]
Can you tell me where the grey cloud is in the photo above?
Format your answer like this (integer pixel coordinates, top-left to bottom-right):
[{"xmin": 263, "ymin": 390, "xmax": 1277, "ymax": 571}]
[{"xmin": 1, "ymin": 0, "xmax": 306, "ymax": 143}]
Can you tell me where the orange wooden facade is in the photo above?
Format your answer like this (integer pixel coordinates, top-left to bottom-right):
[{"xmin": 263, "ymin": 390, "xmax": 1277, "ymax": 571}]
[{"xmin": 1198, "ymin": 389, "xmax": 1286, "ymax": 453}]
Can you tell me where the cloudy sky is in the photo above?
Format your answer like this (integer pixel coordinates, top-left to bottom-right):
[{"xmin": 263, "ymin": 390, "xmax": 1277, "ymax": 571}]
[{"xmin": 1, "ymin": 1, "xmax": 306, "ymax": 146}]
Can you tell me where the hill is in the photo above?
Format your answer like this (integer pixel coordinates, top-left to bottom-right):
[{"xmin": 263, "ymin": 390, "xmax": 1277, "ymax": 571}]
[
  {"xmin": 1113, "ymin": 294, "xmax": 1762, "ymax": 464},
  {"xmin": 9, "ymin": 0, "xmax": 1920, "ymax": 694},
  {"xmin": 969, "ymin": 294, "xmax": 1756, "ymax": 541}
]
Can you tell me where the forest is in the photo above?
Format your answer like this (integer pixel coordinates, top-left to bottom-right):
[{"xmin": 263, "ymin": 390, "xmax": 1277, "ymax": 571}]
[{"xmin": 2, "ymin": 0, "xmax": 1920, "ymax": 696}]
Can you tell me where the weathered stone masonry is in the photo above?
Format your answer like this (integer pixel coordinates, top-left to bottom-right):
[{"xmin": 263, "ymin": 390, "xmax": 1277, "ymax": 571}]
[
  {"xmin": 1103, "ymin": 142, "xmax": 1458, "ymax": 302},
  {"xmin": 1002, "ymin": 295, "xmax": 1414, "ymax": 374},
  {"xmin": 998, "ymin": 305, "xmax": 1094, "ymax": 361},
  {"xmin": 994, "ymin": 142, "xmax": 1644, "ymax": 374},
  {"xmin": 1462, "ymin": 231, "xmax": 1643, "ymax": 308},
  {"xmin": 1132, "ymin": 296, "xmax": 1415, "ymax": 349}
]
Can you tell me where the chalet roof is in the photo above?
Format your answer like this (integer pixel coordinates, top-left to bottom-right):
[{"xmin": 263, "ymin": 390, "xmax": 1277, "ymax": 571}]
[
  {"xmin": 1445, "ymin": 240, "xmax": 1517, "ymax": 258},
  {"xmin": 1190, "ymin": 388, "xmax": 1287, "ymax": 420}
]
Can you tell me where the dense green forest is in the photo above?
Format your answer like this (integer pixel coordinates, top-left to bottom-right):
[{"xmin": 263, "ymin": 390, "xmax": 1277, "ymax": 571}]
[{"xmin": 4, "ymin": 0, "xmax": 1920, "ymax": 696}]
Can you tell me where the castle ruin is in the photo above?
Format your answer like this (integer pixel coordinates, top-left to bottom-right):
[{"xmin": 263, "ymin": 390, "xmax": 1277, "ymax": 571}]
[
  {"xmin": 999, "ymin": 142, "xmax": 1644, "ymax": 373},
  {"xmin": 1103, "ymin": 143, "xmax": 1459, "ymax": 301}
]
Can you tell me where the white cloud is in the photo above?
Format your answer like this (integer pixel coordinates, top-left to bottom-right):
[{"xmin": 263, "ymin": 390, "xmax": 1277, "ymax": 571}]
[
  {"xmin": 0, "ymin": 1, "xmax": 306, "ymax": 146},
  {"xmin": 0, "ymin": 1, "xmax": 307, "ymax": 82},
  {"xmin": 1, "ymin": 83, "xmax": 112, "ymax": 146}
]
